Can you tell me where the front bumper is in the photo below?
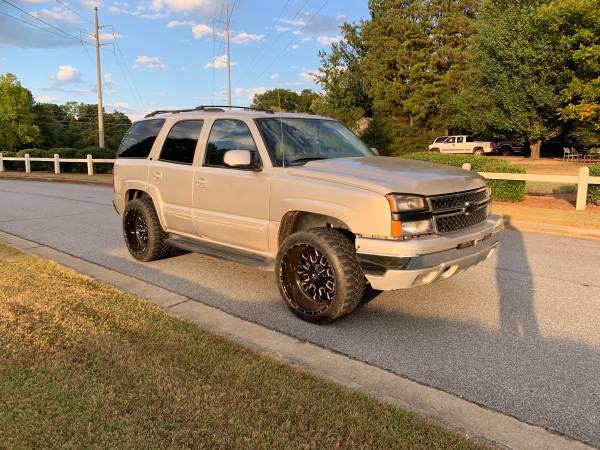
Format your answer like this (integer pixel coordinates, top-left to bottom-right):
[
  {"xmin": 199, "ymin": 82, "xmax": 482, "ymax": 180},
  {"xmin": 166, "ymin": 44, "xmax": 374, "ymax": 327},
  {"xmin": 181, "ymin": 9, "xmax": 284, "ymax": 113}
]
[{"xmin": 356, "ymin": 215, "xmax": 503, "ymax": 290}]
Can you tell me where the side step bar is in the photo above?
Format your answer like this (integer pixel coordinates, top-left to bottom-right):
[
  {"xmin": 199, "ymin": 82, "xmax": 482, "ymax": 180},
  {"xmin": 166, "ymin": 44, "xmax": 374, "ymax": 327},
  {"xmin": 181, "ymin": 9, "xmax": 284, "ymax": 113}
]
[{"xmin": 166, "ymin": 236, "xmax": 275, "ymax": 271}]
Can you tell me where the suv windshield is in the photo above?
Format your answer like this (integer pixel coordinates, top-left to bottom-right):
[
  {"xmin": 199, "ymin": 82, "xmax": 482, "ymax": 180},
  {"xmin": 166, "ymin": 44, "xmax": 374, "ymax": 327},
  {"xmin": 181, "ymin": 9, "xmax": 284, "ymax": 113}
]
[{"xmin": 255, "ymin": 118, "xmax": 372, "ymax": 167}]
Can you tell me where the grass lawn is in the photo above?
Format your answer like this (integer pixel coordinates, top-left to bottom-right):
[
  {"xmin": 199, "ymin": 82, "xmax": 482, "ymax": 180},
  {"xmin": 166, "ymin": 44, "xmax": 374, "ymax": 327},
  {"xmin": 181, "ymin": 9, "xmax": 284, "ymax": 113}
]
[{"xmin": 0, "ymin": 243, "xmax": 485, "ymax": 449}]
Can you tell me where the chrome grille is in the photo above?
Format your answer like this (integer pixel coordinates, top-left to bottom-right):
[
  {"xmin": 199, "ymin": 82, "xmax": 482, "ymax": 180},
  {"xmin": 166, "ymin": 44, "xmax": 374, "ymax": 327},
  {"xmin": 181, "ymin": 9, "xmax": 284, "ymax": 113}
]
[{"xmin": 429, "ymin": 188, "xmax": 489, "ymax": 233}]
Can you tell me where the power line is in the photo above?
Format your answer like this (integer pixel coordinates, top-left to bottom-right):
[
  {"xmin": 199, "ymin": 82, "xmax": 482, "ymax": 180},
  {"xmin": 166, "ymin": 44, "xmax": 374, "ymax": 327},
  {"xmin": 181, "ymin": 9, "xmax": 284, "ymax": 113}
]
[
  {"xmin": 0, "ymin": 0, "xmax": 89, "ymax": 44},
  {"xmin": 54, "ymin": 0, "xmax": 93, "ymax": 25},
  {"xmin": 0, "ymin": 9, "xmax": 86, "ymax": 43},
  {"xmin": 233, "ymin": 0, "xmax": 293, "ymax": 86},
  {"xmin": 251, "ymin": 0, "xmax": 330, "ymax": 85}
]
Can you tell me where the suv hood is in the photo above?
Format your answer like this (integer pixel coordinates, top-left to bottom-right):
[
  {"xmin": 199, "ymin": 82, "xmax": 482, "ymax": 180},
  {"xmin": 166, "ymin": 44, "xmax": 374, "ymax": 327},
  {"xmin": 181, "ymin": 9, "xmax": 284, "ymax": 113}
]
[{"xmin": 286, "ymin": 156, "xmax": 486, "ymax": 196}]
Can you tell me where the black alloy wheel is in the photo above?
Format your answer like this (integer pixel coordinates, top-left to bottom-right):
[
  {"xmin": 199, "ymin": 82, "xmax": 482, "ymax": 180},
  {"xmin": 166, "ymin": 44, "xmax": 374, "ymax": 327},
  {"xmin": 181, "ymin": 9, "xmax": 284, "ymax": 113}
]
[{"xmin": 124, "ymin": 208, "xmax": 149, "ymax": 257}]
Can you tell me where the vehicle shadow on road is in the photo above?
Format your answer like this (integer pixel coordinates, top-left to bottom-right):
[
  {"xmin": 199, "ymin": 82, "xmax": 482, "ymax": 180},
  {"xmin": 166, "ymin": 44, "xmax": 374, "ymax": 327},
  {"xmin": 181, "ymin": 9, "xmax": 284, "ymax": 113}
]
[{"xmin": 496, "ymin": 231, "xmax": 540, "ymax": 341}]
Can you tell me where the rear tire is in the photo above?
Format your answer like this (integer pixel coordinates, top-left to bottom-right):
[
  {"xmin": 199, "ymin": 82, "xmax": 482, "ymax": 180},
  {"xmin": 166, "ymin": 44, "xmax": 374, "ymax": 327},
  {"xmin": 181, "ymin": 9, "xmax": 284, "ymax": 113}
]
[
  {"xmin": 473, "ymin": 147, "xmax": 484, "ymax": 156},
  {"xmin": 276, "ymin": 228, "xmax": 365, "ymax": 323},
  {"xmin": 501, "ymin": 146, "xmax": 512, "ymax": 156},
  {"xmin": 123, "ymin": 197, "xmax": 170, "ymax": 262}
]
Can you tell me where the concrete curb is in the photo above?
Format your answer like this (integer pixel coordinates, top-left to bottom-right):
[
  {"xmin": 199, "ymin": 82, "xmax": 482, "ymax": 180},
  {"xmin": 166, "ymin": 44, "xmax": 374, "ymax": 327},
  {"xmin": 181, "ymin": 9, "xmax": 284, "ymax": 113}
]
[
  {"xmin": 504, "ymin": 218, "xmax": 600, "ymax": 240},
  {"xmin": 0, "ymin": 173, "xmax": 112, "ymax": 186},
  {"xmin": 0, "ymin": 230, "xmax": 593, "ymax": 450}
]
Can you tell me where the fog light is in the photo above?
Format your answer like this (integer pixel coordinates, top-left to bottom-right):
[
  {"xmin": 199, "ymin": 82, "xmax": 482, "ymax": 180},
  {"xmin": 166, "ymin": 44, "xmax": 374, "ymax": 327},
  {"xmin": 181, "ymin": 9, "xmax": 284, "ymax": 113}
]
[{"xmin": 402, "ymin": 219, "xmax": 433, "ymax": 236}]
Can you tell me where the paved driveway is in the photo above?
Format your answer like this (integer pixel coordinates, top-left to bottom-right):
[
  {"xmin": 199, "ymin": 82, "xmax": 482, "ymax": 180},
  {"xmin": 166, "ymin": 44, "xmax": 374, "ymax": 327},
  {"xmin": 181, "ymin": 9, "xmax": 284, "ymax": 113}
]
[{"xmin": 1, "ymin": 179, "xmax": 599, "ymax": 447}]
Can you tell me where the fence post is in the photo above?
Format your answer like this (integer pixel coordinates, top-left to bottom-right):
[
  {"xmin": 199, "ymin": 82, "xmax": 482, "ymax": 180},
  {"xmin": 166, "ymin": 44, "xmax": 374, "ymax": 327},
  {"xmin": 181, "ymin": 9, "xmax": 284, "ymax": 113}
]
[
  {"xmin": 576, "ymin": 166, "xmax": 589, "ymax": 211},
  {"xmin": 462, "ymin": 163, "xmax": 472, "ymax": 170},
  {"xmin": 87, "ymin": 154, "xmax": 93, "ymax": 176},
  {"xmin": 54, "ymin": 154, "xmax": 60, "ymax": 174},
  {"xmin": 25, "ymin": 153, "xmax": 31, "ymax": 173},
  {"xmin": 0, "ymin": 152, "xmax": 3, "ymax": 173}
]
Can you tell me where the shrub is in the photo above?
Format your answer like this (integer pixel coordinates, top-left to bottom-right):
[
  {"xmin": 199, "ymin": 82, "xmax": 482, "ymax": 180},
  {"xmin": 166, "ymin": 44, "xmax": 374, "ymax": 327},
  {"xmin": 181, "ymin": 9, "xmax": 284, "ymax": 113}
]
[
  {"xmin": 13, "ymin": 147, "xmax": 116, "ymax": 174},
  {"xmin": 588, "ymin": 163, "xmax": 600, "ymax": 205},
  {"xmin": 0, "ymin": 150, "xmax": 20, "ymax": 170},
  {"xmin": 401, "ymin": 152, "xmax": 527, "ymax": 202}
]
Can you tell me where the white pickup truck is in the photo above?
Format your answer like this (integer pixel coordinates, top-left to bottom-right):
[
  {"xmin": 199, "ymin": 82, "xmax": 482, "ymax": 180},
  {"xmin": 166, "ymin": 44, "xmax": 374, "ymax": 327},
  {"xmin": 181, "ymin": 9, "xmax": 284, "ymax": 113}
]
[{"xmin": 429, "ymin": 135, "xmax": 493, "ymax": 155}]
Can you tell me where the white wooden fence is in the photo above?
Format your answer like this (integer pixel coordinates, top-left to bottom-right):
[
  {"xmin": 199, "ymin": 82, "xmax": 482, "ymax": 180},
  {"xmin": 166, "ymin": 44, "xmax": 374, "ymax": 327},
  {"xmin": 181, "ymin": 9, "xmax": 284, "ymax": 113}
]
[
  {"xmin": 0, "ymin": 153, "xmax": 598, "ymax": 211},
  {"xmin": 461, "ymin": 163, "xmax": 600, "ymax": 211},
  {"xmin": 0, "ymin": 153, "xmax": 116, "ymax": 177}
]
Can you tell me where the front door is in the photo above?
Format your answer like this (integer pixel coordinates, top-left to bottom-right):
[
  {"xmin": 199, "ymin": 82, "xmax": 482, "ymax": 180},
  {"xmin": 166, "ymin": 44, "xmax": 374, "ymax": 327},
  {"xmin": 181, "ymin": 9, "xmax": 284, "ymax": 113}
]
[
  {"xmin": 147, "ymin": 119, "xmax": 204, "ymax": 236},
  {"xmin": 192, "ymin": 118, "xmax": 270, "ymax": 253}
]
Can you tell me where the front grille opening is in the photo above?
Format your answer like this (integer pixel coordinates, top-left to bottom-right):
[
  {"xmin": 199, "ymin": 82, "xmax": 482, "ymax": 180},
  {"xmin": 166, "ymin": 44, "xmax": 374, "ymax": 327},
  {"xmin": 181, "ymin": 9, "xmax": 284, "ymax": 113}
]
[{"xmin": 429, "ymin": 188, "xmax": 489, "ymax": 233}]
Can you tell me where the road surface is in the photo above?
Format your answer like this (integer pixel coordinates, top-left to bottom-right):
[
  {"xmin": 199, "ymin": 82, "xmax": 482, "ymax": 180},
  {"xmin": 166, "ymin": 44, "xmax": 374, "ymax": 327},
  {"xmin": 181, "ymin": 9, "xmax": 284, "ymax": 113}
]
[{"xmin": 1, "ymin": 179, "xmax": 599, "ymax": 447}]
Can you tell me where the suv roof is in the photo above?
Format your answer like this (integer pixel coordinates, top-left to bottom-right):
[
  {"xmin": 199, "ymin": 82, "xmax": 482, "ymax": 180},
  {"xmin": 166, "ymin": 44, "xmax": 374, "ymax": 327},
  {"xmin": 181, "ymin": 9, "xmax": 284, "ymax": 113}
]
[{"xmin": 141, "ymin": 105, "xmax": 332, "ymax": 122}]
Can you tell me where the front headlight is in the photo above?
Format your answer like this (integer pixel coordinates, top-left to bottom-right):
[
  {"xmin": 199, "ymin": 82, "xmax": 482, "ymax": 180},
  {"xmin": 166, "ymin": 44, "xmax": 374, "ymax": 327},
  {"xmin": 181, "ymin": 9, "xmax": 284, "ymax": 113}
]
[
  {"xmin": 386, "ymin": 194, "xmax": 427, "ymax": 212},
  {"xmin": 401, "ymin": 219, "xmax": 434, "ymax": 236}
]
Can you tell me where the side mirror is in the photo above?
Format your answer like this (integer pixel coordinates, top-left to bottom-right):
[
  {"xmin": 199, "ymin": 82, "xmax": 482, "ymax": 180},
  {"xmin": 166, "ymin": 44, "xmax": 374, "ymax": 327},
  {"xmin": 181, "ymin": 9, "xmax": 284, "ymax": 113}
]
[
  {"xmin": 223, "ymin": 149, "xmax": 259, "ymax": 170},
  {"xmin": 370, "ymin": 147, "xmax": 380, "ymax": 156}
]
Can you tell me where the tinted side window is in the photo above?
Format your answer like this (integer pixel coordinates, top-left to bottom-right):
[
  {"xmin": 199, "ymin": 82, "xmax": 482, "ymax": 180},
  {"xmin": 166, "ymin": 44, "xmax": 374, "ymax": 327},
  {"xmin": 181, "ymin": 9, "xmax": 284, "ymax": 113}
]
[
  {"xmin": 457, "ymin": 136, "xmax": 464, "ymax": 143},
  {"xmin": 446, "ymin": 137, "xmax": 456, "ymax": 143},
  {"xmin": 159, "ymin": 120, "xmax": 204, "ymax": 165},
  {"xmin": 466, "ymin": 136, "xmax": 474, "ymax": 142},
  {"xmin": 118, "ymin": 119, "xmax": 165, "ymax": 158},
  {"xmin": 204, "ymin": 119, "xmax": 258, "ymax": 167}
]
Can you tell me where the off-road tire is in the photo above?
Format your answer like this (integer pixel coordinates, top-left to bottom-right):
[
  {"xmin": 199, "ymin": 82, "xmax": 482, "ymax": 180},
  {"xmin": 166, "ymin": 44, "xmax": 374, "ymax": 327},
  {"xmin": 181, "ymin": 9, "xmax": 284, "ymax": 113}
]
[
  {"xmin": 276, "ymin": 228, "xmax": 365, "ymax": 323},
  {"xmin": 123, "ymin": 196, "xmax": 170, "ymax": 262}
]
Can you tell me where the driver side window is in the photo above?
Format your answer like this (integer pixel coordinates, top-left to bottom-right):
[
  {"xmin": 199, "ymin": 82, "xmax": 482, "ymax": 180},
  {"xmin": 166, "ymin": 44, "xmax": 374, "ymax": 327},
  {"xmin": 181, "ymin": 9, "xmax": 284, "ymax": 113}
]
[
  {"xmin": 204, "ymin": 119, "xmax": 258, "ymax": 168},
  {"xmin": 446, "ymin": 137, "xmax": 456, "ymax": 143}
]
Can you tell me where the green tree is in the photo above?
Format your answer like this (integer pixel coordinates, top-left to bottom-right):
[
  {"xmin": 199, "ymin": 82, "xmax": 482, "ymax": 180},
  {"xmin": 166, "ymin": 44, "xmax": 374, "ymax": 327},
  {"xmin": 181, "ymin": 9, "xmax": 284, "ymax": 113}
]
[
  {"xmin": 251, "ymin": 89, "xmax": 318, "ymax": 113},
  {"xmin": 315, "ymin": 0, "xmax": 479, "ymax": 154},
  {"xmin": 449, "ymin": 0, "xmax": 574, "ymax": 158},
  {"xmin": 540, "ymin": 0, "xmax": 600, "ymax": 146},
  {"xmin": 314, "ymin": 23, "xmax": 372, "ymax": 126},
  {"xmin": 0, "ymin": 73, "xmax": 40, "ymax": 151}
]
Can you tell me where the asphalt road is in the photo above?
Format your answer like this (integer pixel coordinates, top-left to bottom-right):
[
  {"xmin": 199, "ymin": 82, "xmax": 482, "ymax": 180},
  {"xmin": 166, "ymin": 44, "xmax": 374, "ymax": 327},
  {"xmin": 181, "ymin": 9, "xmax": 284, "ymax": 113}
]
[{"xmin": 1, "ymin": 179, "xmax": 599, "ymax": 447}]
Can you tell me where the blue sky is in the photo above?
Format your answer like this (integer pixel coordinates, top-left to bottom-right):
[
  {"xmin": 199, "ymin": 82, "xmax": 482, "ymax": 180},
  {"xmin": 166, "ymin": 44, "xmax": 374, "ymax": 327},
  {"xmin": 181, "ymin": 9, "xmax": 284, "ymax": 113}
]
[{"xmin": 0, "ymin": 0, "xmax": 369, "ymax": 119}]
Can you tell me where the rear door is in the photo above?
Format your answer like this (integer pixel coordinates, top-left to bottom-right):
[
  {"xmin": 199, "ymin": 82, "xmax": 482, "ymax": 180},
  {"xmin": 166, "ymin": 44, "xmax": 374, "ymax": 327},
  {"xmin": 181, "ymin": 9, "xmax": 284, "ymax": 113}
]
[
  {"xmin": 455, "ymin": 136, "xmax": 466, "ymax": 153},
  {"xmin": 147, "ymin": 119, "xmax": 205, "ymax": 236},
  {"xmin": 441, "ymin": 136, "xmax": 457, "ymax": 153}
]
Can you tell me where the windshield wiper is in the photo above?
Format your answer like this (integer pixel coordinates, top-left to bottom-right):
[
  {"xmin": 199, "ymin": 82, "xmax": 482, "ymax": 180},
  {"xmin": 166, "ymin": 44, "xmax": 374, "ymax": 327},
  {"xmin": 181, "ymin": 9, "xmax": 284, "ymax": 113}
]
[{"xmin": 286, "ymin": 157, "xmax": 327, "ymax": 166}]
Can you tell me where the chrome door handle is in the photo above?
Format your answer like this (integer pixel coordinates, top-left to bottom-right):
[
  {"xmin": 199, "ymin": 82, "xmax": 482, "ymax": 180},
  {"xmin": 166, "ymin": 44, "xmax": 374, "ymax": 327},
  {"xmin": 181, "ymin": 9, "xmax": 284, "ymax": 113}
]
[
  {"xmin": 195, "ymin": 177, "xmax": 207, "ymax": 187},
  {"xmin": 152, "ymin": 171, "xmax": 163, "ymax": 180}
]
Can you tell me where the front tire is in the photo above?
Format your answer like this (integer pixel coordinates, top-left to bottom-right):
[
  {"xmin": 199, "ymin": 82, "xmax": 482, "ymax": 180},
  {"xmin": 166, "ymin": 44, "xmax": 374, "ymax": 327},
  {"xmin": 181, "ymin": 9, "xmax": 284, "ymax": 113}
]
[
  {"xmin": 123, "ymin": 197, "xmax": 170, "ymax": 261},
  {"xmin": 276, "ymin": 228, "xmax": 365, "ymax": 323}
]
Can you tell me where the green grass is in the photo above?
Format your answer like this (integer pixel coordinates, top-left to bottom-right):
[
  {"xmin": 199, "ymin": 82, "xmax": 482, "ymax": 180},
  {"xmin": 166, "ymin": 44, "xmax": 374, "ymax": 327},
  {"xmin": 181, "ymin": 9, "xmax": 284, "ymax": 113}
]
[{"xmin": 0, "ymin": 243, "xmax": 485, "ymax": 449}]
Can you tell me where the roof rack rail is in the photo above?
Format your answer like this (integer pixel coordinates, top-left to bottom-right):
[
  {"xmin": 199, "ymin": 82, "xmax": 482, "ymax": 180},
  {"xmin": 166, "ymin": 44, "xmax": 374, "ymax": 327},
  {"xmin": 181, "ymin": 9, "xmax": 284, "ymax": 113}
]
[{"xmin": 145, "ymin": 105, "xmax": 273, "ymax": 118}]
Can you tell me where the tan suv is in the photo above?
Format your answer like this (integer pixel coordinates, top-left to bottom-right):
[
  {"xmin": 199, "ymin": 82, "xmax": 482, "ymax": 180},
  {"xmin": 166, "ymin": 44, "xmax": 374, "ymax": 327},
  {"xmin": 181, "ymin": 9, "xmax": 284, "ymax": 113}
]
[{"xmin": 113, "ymin": 106, "xmax": 503, "ymax": 322}]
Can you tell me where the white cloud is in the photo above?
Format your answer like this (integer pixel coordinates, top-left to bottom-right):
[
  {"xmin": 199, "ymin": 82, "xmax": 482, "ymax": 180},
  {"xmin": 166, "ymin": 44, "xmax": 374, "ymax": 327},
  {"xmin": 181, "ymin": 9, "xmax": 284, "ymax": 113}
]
[
  {"xmin": 232, "ymin": 32, "xmax": 264, "ymax": 44},
  {"xmin": 300, "ymin": 69, "xmax": 318, "ymax": 82},
  {"xmin": 30, "ymin": 7, "xmax": 81, "ymax": 26},
  {"xmin": 99, "ymin": 32, "xmax": 124, "ymax": 41},
  {"xmin": 233, "ymin": 86, "xmax": 268, "ymax": 101},
  {"xmin": 191, "ymin": 23, "xmax": 214, "ymax": 39},
  {"xmin": 113, "ymin": 101, "xmax": 129, "ymax": 108},
  {"xmin": 103, "ymin": 72, "xmax": 114, "ymax": 85},
  {"xmin": 150, "ymin": 0, "xmax": 220, "ymax": 15},
  {"xmin": 134, "ymin": 55, "xmax": 167, "ymax": 69},
  {"xmin": 317, "ymin": 35, "xmax": 341, "ymax": 46},
  {"xmin": 291, "ymin": 44, "xmax": 299, "ymax": 50},
  {"xmin": 167, "ymin": 19, "xmax": 194, "ymax": 27},
  {"xmin": 301, "ymin": 37, "xmax": 312, "ymax": 42},
  {"xmin": 270, "ymin": 73, "xmax": 280, "ymax": 80},
  {"xmin": 274, "ymin": 25, "xmax": 290, "ymax": 33},
  {"xmin": 276, "ymin": 11, "xmax": 344, "ymax": 37},
  {"xmin": 35, "ymin": 95, "xmax": 57, "ymax": 103},
  {"xmin": 204, "ymin": 54, "xmax": 236, "ymax": 69},
  {"xmin": 51, "ymin": 65, "xmax": 82, "ymax": 85}
]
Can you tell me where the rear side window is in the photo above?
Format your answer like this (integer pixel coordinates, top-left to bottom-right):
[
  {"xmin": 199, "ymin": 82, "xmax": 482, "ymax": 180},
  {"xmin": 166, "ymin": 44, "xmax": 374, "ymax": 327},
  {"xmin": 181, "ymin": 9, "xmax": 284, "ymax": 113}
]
[
  {"xmin": 466, "ymin": 136, "xmax": 474, "ymax": 142},
  {"xmin": 159, "ymin": 120, "xmax": 204, "ymax": 165},
  {"xmin": 457, "ymin": 136, "xmax": 464, "ymax": 143},
  {"xmin": 117, "ymin": 119, "xmax": 165, "ymax": 158},
  {"xmin": 204, "ymin": 119, "xmax": 258, "ymax": 167}
]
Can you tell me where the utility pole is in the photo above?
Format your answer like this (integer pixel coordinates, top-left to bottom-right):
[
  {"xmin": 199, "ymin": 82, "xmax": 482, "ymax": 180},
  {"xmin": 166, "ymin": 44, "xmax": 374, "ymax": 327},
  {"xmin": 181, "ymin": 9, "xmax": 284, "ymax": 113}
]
[
  {"xmin": 225, "ymin": 1, "xmax": 232, "ymax": 110},
  {"xmin": 94, "ymin": 7, "xmax": 105, "ymax": 148}
]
